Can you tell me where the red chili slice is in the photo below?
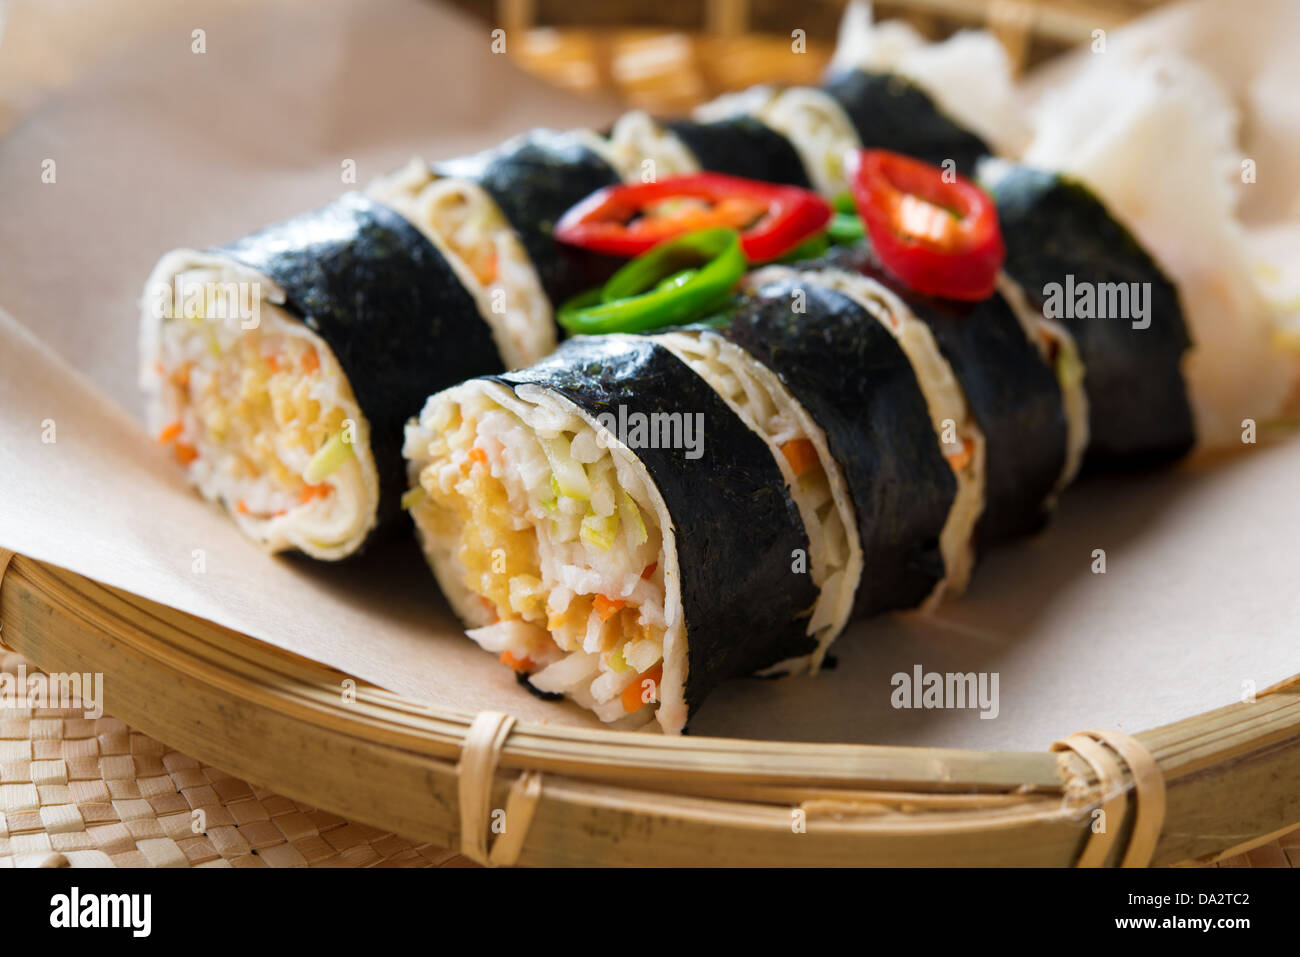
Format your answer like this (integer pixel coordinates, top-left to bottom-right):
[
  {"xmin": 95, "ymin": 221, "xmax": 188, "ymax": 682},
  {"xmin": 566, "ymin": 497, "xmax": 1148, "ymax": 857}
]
[
  {"xmin": 848, "ymin": 149, "xmax": 1004, "ymax": 301},
  {"xmin": 554, "ymin": 173, "xmax": 831, "ymax": 263}
]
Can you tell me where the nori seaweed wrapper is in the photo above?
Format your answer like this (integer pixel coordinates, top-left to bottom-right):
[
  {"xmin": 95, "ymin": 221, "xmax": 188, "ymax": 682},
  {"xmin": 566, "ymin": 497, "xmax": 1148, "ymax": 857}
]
[
  {"xmin": 703, "ymin": 275, "xmax": 955, "ymax": 617},
  {"xmin": 217, "ymin": 192, "xmax": 502, "ymax": 540},
  {"xmin": 665, "ymin": 115, "xmax": 813, "ymax": 188},
  {"xmin": 435, "ymin": 130, "xmax": 624, "ymax": 306},
  {"xmin": 813, "ymin": 245, "xmax": 1068, "ymax": 547},
  {"xmin": 992, "ymin": 166, "xmax": 1195, "ymax": 468},
  {"xmin": 822, "ymin": 69, "xmax": 990, "ymax": 175},
  {"xmin": 490, "ymin": 335, "xmax": 819, "ymax": 723}
]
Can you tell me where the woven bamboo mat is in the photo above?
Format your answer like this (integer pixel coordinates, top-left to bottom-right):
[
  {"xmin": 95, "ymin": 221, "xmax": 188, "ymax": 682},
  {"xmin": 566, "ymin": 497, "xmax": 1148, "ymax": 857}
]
[
  {"xmin": 0, "ymin": 650, "xmax": 474, "ymax": 868},
  {"xmin": 0, "ymin": 650, "xmax": 1293, "ymax": 868}
]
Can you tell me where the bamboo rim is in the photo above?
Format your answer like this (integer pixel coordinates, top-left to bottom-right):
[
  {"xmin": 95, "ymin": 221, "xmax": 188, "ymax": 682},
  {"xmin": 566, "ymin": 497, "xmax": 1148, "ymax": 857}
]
[{"xmin": 2, "ymin": 550, "xmax": 1297, "ymax": 866}]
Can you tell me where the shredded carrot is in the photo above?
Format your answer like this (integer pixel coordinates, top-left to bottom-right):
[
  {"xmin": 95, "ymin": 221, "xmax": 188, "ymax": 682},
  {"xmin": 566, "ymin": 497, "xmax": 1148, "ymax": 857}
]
[
  {"xmin": 641, "ymin": 562, "xmax": 658, "ymax": 580},
  {"xmin": 473, "ymin": 249, "xmax": 498, "ymax": 286},
  {"xmin": 301, "ymin": 349, "xmax": 320, "ymax": 374},
  {"xmin": 467, "ymin": 447, "xmax": 489, "ymax": 467},
  {"xmin": 593, "ymin": 594, "xmax": 626, "ymax": 622},
  {"xmin": 622, "ymin": 663, "xmax": 663, "ymax": 713},
  {"xmin": 157, "ymin": 421, "xmax": 184, "ymax": 444},
  {"xmin": 500, "ymin": 650, "xmax": 534, "ymax": 673},
  {"xmin": 265, "ymin": 354, "xmax": 281, "ymax": 374},
  {"xmin": 298, "ymin": 483, "xmax": 332, "ymax": 504},
  {"xmin": 477, "ymin": 596, "xmax": 499, "ymax": 623},
  {"xmin": 173, "ymin": 442, "xmax": 198, "ymax": 466},
  {"xmin": 236, "ymin": 500, "xmax": 250, "ymax": 515},
  {"xmin": 1039, "ymin": 330, "xmax": 1060, "ymax": 364},
  {"xmin": 945, "ymin": 437, "xmax": 973, "ymax": 472},
  {"xmin": 780, "ymin": 438, "xmax": 819, "ymax": 478}
]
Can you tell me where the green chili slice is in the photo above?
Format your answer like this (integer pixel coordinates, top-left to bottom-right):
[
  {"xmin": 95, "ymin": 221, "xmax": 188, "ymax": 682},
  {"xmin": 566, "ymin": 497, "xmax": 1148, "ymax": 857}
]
[
  {"xmin": 778, "ymin": 231, "xmax": 830, "ymax": 262},
  {"xmin": 827, "ymin": 212, "xmax": 865, "ymax": 245},
  {"xmin": 557, "ymin": 228, "xmax": 746, "ymax": 335}
]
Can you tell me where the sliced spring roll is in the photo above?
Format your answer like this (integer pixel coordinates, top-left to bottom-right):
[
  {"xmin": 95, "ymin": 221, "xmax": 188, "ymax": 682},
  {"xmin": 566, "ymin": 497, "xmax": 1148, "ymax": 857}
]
[
  {"xmin": 435, "ymin": 129, "xmax": 625, "ymax": 305},
  {"xmin": 697, "ymin": 275, "xmax": 955, "ymax": 620},
  {"xmin": 403, "ymin": 336, "xmax": 819, "ymax": 732},
  {"xmin": 757, "ymin": 87, "xmax": 863, "ymax": 196},
  {"xmin": 821, "ymin": 68, "xmax": 990, "ymax": 175},
  {"xmin": 695, "ymin": 85, "xmax": 861, "ymax": 196},
  {"xmin": 140, "ymin": 192, "xmax": 502, "ymax": 558},
  {"xmin": 367, "ymin": 161, "xmax": 555, "ymax": 370},
  {"xmin": 605, "ymin": 107, "xmax": 817, "ymax": 191},
  {"xmin": 663, "ymin": 115, "xmax": 814, "ymax": 189},
  {"xmin": 996, "ymin": 275, "xmax": 1089, "ymax": 500},
  {"xmin": 652, "ymin": 327, "xmax": 859, "ymax": 669},
  {"xmin": 912, "ymin": 290, "xmax": 1068, "ymax": 546},
  {"xmin": 989, "ymin": 164, "xmax": 1195, "ymax": 468},
  {"xmin": 816, "ymin": 244, "xmax": 1071, "ymax": 547},
  {"xmin": 759, "ymin": 267, "xmax": 986, "ymax": 604},
  {"xmin": 604, "ymin": 110, "xmax": 702, "ymax": 182}
]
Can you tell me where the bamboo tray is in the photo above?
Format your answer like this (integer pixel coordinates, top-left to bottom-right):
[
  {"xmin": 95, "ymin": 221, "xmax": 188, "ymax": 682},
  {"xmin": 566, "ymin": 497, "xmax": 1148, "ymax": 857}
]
[{"xmin": 3, "ymin": 550, "xmax": 1298, "ymax": 867}]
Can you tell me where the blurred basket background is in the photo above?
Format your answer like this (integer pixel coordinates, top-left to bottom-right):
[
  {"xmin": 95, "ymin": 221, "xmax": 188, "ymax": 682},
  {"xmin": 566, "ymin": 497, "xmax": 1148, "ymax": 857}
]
[{"xmin": 444, "ymin": 0, "xmax": 1170, "ymax": 114}]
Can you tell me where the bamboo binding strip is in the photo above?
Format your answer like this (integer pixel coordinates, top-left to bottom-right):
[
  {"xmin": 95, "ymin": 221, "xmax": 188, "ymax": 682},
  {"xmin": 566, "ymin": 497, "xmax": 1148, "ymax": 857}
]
[
  {"xmin": 457, "ymin": 712, "xmax": 542, "ymax": 867},
  {"xmin": 1052, "ymin": 730, "xmax": 1167, "ymax": 867}
]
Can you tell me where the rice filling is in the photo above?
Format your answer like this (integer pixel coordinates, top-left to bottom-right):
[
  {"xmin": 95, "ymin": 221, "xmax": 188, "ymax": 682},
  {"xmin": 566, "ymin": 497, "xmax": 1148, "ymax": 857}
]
[
  {"xmin": 140, "ymin": 253, "xmax": 379, "ymax": 559},
  {"xmin": 404, "ymin": 381, "xmax": 677, "ymax": 730}
]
